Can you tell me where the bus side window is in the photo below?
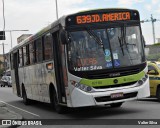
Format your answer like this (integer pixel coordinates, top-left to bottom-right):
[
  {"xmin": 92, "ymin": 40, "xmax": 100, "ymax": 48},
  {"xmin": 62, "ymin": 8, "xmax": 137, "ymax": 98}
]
[
  {"xmin": 43, "ymin": 33, "xmax": 52, "ymax": 60},
  {"xmin": 26, "ymin": 45, "xmax": 30, "ymax": 65},
  {"xmin": 23, "ymin": 46, "xmax": 27, "ymax": 66},
  {"xmin": 10, "ymin": 53, "xmax": 14, "ymax": 69},
  {"xmin": 35, "ymin": 38, "xmax": 43, "ymax": 63},
  {"xmin": 29, "ymin": 42, "xmax": 35, "ymax": 64},
  {"xmin": 19, "ymin": 48, "xmax": 23, "ymax": 67}
]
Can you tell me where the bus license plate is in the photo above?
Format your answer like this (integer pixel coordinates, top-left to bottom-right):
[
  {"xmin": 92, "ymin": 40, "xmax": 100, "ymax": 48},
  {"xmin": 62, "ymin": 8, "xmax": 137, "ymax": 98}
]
[{"xmin": 111, "ymin": 93, "xmax": 123, "ymax": 99}]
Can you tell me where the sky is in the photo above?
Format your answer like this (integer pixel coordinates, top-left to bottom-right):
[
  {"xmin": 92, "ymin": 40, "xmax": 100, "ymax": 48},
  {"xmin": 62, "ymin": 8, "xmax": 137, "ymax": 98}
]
[{"xmin": 0, "ymin": 0, "xmax": 160, "ymax": 54}]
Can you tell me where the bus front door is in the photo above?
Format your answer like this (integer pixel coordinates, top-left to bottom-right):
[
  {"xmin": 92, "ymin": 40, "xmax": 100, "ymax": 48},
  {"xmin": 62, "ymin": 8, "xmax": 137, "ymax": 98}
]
[
  {"xmin": 52, "ymin": 31, "xmax": 67, "ymax": 104},
  {"xmin": 13, "ymin": 52, "xmax": 21, "ymax": 97}
]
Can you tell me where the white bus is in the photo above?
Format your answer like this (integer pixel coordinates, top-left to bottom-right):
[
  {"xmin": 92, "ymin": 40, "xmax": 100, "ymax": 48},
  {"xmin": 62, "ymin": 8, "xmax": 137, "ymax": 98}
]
[{"xmin": 10, "ymin": 8, "xmax": 150, "ymax": 113}]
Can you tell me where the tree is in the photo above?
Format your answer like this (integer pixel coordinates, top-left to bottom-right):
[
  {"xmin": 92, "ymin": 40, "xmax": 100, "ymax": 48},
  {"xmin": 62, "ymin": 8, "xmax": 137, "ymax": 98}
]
[
  {"xmin": 0, "ymin": 60, "xmax": 2, "ymax": 69},
  {"xmin": 0, "ymin": 60, "xmax": 4, "ymax": 77}
]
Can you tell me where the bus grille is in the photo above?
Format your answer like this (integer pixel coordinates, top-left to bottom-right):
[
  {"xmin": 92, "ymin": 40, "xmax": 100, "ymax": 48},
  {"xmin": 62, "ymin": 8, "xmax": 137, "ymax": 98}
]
[
  {"xmin": 95, "ymin": 92, "xmax": 138, "ymax": 102},
  {"xmin": 93, "ymin": 81, "xmax": 137, "ymax": 89},
  {"xmin": 88, "ymin": 68, "xmax": 140, "ymax": 79}
]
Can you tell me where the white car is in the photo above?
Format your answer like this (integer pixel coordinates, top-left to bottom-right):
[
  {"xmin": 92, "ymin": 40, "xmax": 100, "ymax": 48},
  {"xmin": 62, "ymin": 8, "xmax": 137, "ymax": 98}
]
[{"xmin": 0, "ymin": 76, "xmax": 12, "ymax": 87}]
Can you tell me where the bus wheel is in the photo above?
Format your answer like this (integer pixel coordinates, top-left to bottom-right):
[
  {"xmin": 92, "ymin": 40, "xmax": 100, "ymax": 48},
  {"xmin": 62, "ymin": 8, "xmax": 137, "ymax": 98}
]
[
  {"xmin": 157, "ymin": 87, "xmax": 160, "ymax": 102},
  {"xmin": 51, "ymin": 90, "xmax": 65, "ymax": 114},
  {"xmin": 22, "ymin": 87, "xmax": 30, "ymax": 105},
  {"xmin": 110, "ymin": 102, "xmax": 123, "ymax": 108}
]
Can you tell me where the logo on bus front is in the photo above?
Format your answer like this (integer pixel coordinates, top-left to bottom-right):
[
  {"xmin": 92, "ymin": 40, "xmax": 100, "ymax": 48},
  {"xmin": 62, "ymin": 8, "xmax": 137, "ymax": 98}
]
[
  {"xmin": 113, "ymin": 79, "xmax": 118, "ymax": 84},
  {"xmin": 109, "ymin": 73, "xmax": 120, "ymax": 77}
]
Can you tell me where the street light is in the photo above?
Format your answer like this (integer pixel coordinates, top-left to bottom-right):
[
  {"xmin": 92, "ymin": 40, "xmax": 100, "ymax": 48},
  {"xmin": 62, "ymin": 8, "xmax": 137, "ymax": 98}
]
[
  {"xmin": 4, "ymin": 30, "xmax": 29, "ymax": 48},
  {"xmin": 55, "ymin": 0, "xmax": 58, "ymax": 19}
]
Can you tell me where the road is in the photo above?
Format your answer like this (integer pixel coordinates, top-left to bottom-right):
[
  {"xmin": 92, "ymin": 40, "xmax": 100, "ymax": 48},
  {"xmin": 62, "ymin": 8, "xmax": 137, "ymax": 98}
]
[{"xmin": 0, "ymin": 86, "xmax": 160, "ymax": 127}]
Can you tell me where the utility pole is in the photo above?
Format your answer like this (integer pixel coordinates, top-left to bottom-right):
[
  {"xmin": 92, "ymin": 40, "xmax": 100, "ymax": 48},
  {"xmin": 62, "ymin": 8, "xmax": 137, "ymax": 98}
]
[
  {"xmin": 141, "ymin": 14, "xmax": 160, "ymax": 44},
  {"xmin": 55, "ymin": 0, "xmax": 58, "ymax": 19},
  {"xmin": 151, "ymin": 14, "xmax": 156, "ymax": 44}
]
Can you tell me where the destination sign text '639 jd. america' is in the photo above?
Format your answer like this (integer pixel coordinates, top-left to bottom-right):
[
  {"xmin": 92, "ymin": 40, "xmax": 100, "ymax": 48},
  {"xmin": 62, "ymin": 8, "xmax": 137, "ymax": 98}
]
[{"xmin": 76, "ymin": 12, "xmax": 131, "ymax": 24}]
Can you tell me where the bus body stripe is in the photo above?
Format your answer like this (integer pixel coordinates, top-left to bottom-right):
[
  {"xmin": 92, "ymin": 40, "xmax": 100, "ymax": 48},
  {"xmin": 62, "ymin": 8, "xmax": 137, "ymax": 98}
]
[{"xmin": 80, "ymin": 71, "xmax": 145, "ymax": 87}]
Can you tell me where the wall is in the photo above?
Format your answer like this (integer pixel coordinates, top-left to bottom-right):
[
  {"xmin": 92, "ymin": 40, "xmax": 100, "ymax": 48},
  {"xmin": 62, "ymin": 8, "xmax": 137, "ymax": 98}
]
[{"xmin": 145, "ymin": 45, "xmax": 160, "ymax": 61}]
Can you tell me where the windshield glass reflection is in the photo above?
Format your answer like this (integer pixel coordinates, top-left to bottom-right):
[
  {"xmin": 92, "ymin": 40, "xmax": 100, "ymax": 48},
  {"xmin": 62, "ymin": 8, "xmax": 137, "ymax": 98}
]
[{"xmin": 68, "ymin": 26, "xmax": 144, "ymax": 72}]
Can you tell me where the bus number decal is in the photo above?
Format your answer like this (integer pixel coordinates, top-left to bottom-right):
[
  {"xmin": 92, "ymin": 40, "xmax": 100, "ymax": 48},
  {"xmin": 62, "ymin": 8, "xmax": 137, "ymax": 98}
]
[
  {"xmin": 92, "ymin": 81, "xmax": 103, "ymax": 86},
  {"xmin": 77, "ymin": 58, "xmax": 98, "ymax": 67}
]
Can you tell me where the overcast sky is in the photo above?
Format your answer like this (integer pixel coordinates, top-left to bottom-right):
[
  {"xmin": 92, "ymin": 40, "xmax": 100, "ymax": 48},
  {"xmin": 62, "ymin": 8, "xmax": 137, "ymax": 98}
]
[{"xmin": 0, "ymin": 0, "xmax": 160, "ymax": 54}]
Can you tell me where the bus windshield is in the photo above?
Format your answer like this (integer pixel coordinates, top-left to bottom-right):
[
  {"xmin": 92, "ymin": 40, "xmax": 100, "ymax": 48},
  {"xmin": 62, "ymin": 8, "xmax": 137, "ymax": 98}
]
[{"xmin": 67, "ymin": 25, "xmax": 144, "ymax": 72}]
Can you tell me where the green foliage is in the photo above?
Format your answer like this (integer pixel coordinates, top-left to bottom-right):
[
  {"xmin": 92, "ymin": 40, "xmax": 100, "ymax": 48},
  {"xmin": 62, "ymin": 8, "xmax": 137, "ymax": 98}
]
[
  {"xmin": 153, "ymin": 43, "xmax": 160, "ymax": 46},
  {"xmin": 0, "ymin": 68, "xmax": 4, "ymax": 76}
]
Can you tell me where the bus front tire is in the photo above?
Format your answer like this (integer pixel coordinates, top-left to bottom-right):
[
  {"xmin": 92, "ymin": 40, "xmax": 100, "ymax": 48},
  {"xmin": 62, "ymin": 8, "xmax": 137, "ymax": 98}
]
[
  {"xmin": 51, "ymin": 90, "xmax": 65, "ymax": 114},
  {"xmin": 22, "ymin": 87, "xmax": 30, "ymax": 105},
  {"xmin": 110, "ymin": 102, "xmax": 123, "ymax": 108}
]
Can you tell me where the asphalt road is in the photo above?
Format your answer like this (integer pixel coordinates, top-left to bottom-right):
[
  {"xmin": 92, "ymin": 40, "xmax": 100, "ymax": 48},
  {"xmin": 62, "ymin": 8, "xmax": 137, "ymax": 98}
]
[{"xmin": 0, "ymin": 86, "xmax": 160, "ymax": 127}]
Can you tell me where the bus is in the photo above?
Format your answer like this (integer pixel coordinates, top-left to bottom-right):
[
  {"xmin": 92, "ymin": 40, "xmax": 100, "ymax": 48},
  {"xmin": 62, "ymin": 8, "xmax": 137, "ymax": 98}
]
[{"xmin": 10, "ymin": 8, "xmax": 150, "ymax": 113}]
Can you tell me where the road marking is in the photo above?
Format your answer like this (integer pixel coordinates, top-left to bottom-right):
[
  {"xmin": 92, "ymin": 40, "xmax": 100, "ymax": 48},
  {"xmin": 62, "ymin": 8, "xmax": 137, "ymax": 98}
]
[{"xmin": 0, "ymin": 100, "xmax": 40, "ymax": 117}]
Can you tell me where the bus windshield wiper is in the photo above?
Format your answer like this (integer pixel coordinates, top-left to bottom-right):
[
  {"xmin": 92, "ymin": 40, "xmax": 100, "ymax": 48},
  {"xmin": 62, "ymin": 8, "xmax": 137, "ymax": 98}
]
[
  {"xmin": 85, "ymin": 27, "xmax": 106, "ymax": 54},
  {"xmin": 118, "ymin": 27, "xmax": 125, "ymax": 56},
  {"xmin": 123, "ymin": 26, "xmax": 133, "ymax": 64},
  {"xmin": 118, "ymin": 26, "xmax": 131, "ymax": 56},
  {"xmin": 123, "ymin": 26, "xmax": 129, "ymax": 52}
]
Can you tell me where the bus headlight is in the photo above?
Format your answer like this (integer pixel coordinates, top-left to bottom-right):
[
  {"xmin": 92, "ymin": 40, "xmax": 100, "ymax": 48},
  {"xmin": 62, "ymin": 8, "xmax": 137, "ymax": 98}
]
[
  {"xmin": 75, "ymin": 83, "xmax": 95, "ymax": 93},
  {"xmin": 142, "ymin": 74, "xmax": 148, "ymax": 82},
  {"xmin": 137, "ymin": 80, "xmax": 143, "ymax": 86},
  {"xmin": 137, "ymin": 74, "xmax": 148, "ymax": 86}
]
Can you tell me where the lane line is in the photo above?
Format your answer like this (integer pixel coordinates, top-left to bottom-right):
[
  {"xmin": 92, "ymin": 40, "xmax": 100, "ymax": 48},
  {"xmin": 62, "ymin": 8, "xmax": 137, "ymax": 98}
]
[{"xmin": 0, "ymin": 100, "xmax": 40, "ymax": 117}]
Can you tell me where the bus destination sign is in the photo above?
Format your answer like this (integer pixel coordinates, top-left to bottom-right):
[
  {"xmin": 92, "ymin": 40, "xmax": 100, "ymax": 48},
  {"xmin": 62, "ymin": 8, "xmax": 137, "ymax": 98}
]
[{"xmin": 76, "ymin": 12, "xmax": 131, "ymax": 24}]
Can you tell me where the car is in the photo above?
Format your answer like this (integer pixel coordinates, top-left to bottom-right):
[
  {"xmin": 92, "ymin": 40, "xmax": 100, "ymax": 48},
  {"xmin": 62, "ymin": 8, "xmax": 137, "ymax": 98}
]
[
  {"xmin": 0, "ymin": 76, "xmax": 12, "ymax": 87},
  {"xmin": 147, "ymin": 61, "xmax": 160, "ymax": 101}
]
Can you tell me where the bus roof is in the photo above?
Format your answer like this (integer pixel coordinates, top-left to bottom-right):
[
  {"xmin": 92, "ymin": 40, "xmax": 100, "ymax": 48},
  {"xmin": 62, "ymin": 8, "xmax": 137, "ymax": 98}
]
[{"xmin": 76, "ymin": 8, "xmax": 137, "ymax": 14}]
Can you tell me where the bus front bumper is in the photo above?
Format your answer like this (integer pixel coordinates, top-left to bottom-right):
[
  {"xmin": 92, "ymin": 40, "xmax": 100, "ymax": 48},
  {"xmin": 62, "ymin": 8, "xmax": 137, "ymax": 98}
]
[{"xmin": 70, "ymin": 78, "xmax": 150, "ymax": 107}]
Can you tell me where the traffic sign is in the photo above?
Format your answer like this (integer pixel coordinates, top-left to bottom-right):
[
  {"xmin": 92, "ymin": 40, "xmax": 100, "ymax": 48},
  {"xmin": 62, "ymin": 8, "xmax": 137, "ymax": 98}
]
[{"xmin": 0, "ymin": 31, "xmax": 5, "ymax": 40}]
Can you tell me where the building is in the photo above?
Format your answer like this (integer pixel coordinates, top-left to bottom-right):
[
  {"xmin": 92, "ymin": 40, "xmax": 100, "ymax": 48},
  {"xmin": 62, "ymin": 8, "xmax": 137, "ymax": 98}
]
[
  {"xmin": 0, "ymin": 53, "xmax": 10, "ymax": 70},
  {"xmin": 157, "ymin": 38, "xmax": 160, "ymax": 43},
  {"xmin": 145, "ymin": 45, "xmax": 160, "ymax": 61},
  {"xmin": 4, "ymin": 53, "xmax": 10, "ymax": 70},
  {"xmin": 145, "ymin": 45, "xmax": 160, "ymax": 55}
]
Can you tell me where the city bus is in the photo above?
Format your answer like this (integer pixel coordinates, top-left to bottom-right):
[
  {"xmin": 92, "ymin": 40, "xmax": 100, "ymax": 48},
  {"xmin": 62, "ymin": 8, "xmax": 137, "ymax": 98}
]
[{"xmin": 9, "ymin": 8, "xmax": 150, "ymax": 113}]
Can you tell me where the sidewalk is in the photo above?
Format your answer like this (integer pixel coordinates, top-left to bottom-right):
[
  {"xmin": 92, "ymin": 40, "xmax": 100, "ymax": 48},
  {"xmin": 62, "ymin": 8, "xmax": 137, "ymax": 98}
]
[{"xmin": 0, "ymin": 102, "xmax": 23, "ymax": 127}]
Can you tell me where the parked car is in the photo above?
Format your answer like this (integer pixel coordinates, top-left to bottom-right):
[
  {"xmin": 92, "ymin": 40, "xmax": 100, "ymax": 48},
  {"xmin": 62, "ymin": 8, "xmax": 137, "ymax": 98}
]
[
  {"xmin": 0, "ymin": 76, "xmax": 12, "ymax": 87},
  {"xmin": 147, "ymin": 61, "xmax": 160, "ymax": 101}
]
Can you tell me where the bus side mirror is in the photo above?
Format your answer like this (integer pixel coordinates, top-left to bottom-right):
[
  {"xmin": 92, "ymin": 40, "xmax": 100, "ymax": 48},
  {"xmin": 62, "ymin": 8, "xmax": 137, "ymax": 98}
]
[{"xmin": 60, "ymin": 30, "xmax": 67, "ymax": 44}]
